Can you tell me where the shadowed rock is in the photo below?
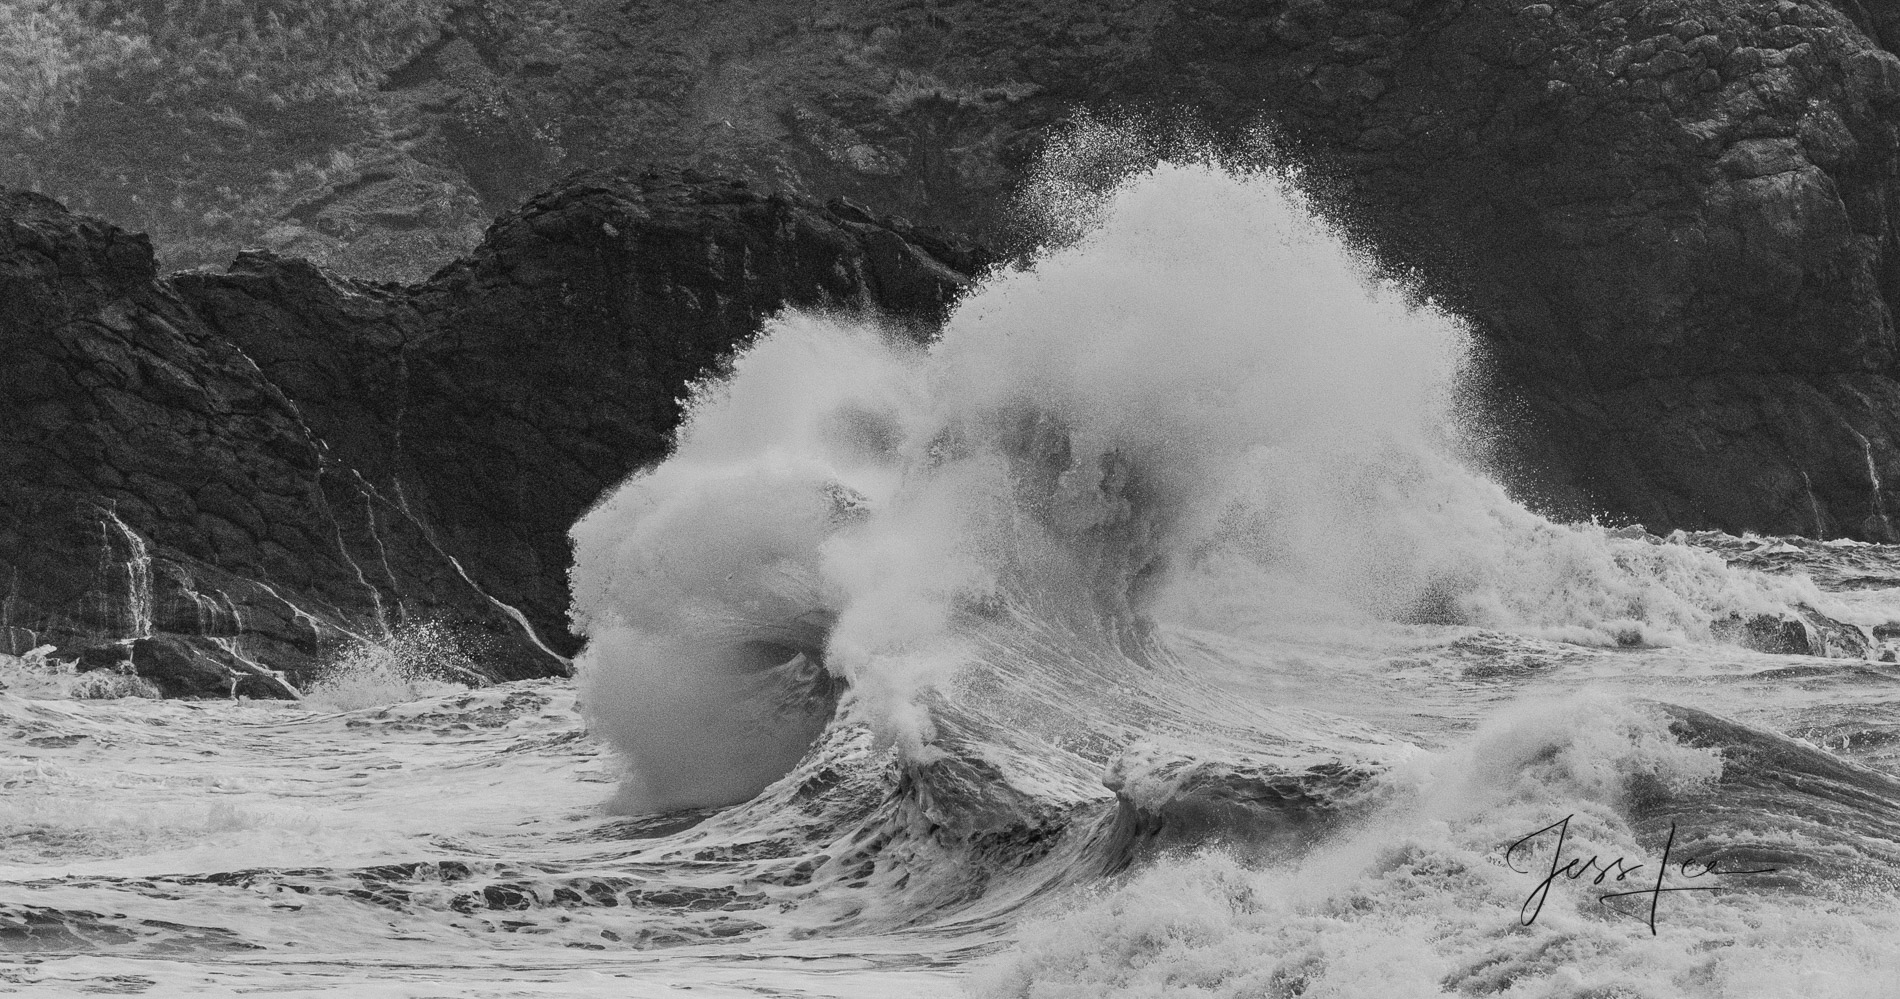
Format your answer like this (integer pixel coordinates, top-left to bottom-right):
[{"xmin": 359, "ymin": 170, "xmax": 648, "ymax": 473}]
[
  {"xmin": 14, "ymin": 1, "xmax": 1900, "ymax": 543},
  {"xmin": 0, "ymin": 172, "xmax": 985, "ymax": 694}
]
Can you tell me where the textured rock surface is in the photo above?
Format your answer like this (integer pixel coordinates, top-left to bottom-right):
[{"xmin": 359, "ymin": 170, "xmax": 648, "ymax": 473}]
[
  {"xmin": 0, "ymin": 189, "xmax": 429, "ymax": 695},
  {"xmin": 1148, "ymin": 0, "xmax": 1900, "ymax": 539},
  {"xmin": 15, "ymin": 0, "xmax": 1900, "ymax": 684},
  {"xmin": 175, "ymin": 168, "xmax": 984, "ymax": 663},
  {"xmin": 19, "ymin": 0, "xmax": 1900, "ymax": 539},
  {"xmin": 0, "ymin": 173, "xmax": 982, "ymax": 693},
  {"xmin": 420, "ymin": 0, "xmax": 1900, "ymax": 540}
]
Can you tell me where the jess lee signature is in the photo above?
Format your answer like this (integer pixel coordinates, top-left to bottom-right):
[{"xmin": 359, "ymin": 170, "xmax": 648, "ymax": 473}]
[{"xmin": 1504, "ymin": 815, "xmax": 1779, "ymax": 934}]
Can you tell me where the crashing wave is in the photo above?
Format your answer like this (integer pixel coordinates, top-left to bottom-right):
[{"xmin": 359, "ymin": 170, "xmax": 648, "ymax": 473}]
[{"xmin": 569, "ymin": 160, "xmax": 1883, "ymax": 818}]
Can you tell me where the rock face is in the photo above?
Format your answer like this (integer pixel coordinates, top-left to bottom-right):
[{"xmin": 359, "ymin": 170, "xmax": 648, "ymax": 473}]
[
  {"xmin": 0, "ymin": 172, "xmax": 982, "ymax": 694},
  {"xmin": 1145, "ymin": 0, "xmax": 1900, "ymax": 540},
  {"xmin": 19, "ymin": 0, "xmax": 1900, "ymax": 540},
  {"xmin": 14, "ymin": 0, "xmax": 1900, "ymax": 693},
  {"xmin": 0, "ymin": 189, "xmax": 391, "ymax": 696},
  {"xmin": 418, "ymin": 0, "xmax": 1900, "ymax": 541}
]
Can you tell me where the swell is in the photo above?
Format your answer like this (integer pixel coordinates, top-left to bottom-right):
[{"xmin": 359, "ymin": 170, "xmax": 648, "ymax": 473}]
[
  {"xmin": 11, "ymin": 635, "xmax": 1900, "ymax": 963},
  {"xmin": 1647, "ymin": 703, "xmax": 1900, "ymax": 894}
]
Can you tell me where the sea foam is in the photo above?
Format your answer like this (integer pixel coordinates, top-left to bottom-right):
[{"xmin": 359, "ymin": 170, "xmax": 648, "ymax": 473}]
[{"xmin": 569, "ymin": 156, "xmax": 1848, "ymax": 814}]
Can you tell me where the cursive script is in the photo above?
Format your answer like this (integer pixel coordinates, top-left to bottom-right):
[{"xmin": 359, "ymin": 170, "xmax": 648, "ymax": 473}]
[{"xmin": 1504, "ymin": 815, "xmax": 1779, "ymax": 934}]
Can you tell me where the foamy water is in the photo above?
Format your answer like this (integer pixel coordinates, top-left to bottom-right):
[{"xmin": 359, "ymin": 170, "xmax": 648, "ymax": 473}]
[{"xmin": 8, "ymin": 159, "xmax": 1900, "ymax": 996}]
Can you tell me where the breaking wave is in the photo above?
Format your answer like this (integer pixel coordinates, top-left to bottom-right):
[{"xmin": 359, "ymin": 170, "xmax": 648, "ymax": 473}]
[
  {"xmin": 568, "ymin": 158, "xmax": 1851, "ymax": 814},
  {"xmin": 13, "ymin": 141, "xmax": 1900, "ymax": 997}
]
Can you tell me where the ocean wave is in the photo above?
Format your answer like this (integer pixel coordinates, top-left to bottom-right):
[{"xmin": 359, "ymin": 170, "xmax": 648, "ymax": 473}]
[{"xmin": 568, "ymin": 159, "xmax": 1889, "ymax": 820}]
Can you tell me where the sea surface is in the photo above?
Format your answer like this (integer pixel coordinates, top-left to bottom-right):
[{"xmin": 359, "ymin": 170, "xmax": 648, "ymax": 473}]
[{"xmin": 6, "ymin": 156, "xmax": 1900, "ymax": 997}]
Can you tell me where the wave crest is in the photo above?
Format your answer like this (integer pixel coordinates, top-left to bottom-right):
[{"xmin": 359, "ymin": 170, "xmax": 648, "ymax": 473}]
[{"xmin": 569, "ymin": 157, "xmax": 1855, "ymax": 814}]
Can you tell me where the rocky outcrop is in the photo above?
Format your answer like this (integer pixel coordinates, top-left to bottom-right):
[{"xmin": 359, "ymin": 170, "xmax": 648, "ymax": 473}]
[
  {"xmin": 16, "ymin": 0, "xmax": 1900, "ymax": 651},
  {"xmin": 464, "ymin": 0, "xmax": 1900, "ymax": 541},
  {"xmin": 248, "ymin": 161, "xmax": 491, "ymax": 284},
  {"xmin": 28, "ymin": 0, "xmax": 1900, "ymax": 540},
  {"xmin": 0, "ymin": 189, "xmax": 414, "ymax": 696},
  {"xmin": 174, "ymin": 169, "xmax": 984, "ymax": 667},
  {"xmin": 0, "ymin": 172, "xmax": 983, "ymax": 695},
  {"xmin": 1144, "ymin": 0, "xmax": 1900, "ymax": 540}
]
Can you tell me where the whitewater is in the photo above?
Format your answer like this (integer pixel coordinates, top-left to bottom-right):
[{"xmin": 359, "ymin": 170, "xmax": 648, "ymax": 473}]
[{"xmin": 7, "ymin": 157, "xmax": 1900, "ymax": 997}]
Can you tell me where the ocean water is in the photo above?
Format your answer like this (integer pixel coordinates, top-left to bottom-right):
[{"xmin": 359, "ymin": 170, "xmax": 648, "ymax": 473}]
[{"xmin": 7, "ymin": 161, "xmax": 1900, "ymax": 997}]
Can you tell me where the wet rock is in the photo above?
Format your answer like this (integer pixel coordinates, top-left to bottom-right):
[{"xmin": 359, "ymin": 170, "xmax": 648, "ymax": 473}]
[
  {"xmin": 0, "ymin": 188, "xmax": 537, "ymax": 690},
  {"xmin": 1795, "ymin": 603, "xmax": 1875, "ymax": 659},
  {"xmin": 364, "ymin": 0, "xmax": 1899, "ymax": 545},
  {"xmin": 171, "ymin": 169, "xmax": 982, "ymax": 666},
  {"xmin": 72, "ymin": 644, "xmax": 133, "ymax": 672},
  {"xmin": 1713, "ymin": 613, "xmax": 1812, "ymax": 655},
  {"xmin": 125, "ymin": 636, "xmax": 233, "ymax": 698},
  {"xmin": 0, "ymin": 174, "xmax": 984, "ymax": 692},
  {"xmin": 1717, "ymin": 605, "xmax": 1880, "ymax": 660},
  {"xmin": 14, "ymin": 0, "xmax": 1900, "ymax": 545},
  {"xmin": 1040, "ymin": 0, "xmax": 1900, "ymax": 542}
]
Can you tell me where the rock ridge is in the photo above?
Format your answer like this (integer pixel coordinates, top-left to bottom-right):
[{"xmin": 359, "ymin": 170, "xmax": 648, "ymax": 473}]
[{"xmin": 0, "ymin": 170, "xmax": 984, "ymax": 695}]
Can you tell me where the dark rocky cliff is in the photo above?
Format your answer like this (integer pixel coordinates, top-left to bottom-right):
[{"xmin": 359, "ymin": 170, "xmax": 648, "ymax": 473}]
[
  {"xmin": 400, "ymin": 0, "xmax": 1900, "ymax": 542},
  {"xmin": 17, "ymin": 0, "xmax": 1900, "ymax": 542},
  {"xmin": 16, "ymin": 0, "xmax": 1900, "ymax": 700},
  {"xmin": 0, "ymin": 172, "xmax": 982, "ymax": 695},
  {"xmin": 1150, "ymin": 0, "xmax": 1900, "ymax": 540}
]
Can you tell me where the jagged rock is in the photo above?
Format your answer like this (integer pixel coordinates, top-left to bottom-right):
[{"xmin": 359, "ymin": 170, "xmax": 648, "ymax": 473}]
[
  {"xmin": 0, "ymin": 173, "xmax": 984, "ymax": 693},
  {"xmin": 0, "ymin": 187, "xmax": 539, "ymax": 690},
  {"xmin": 349, "ymin": 0, "xmax": 1900, "ymax": 542},
  {"xmin": 171, "ymin": 168, "xmax": 984, "ymax": 665},
  {"xmin": 120, "ymin": 636, "xmax": 238, "ymax": 698},
  {"xmin": 1142, "ymin": 0, "xmax": 1900, "ymax": 540},
  {"xmin": 1798, "ymin": 602, "xmax": 1876, "ymax": 658},
  {"xmin": 73, "ymin": 644, "xmax": 132, "ymax": 672},
  {"xmin": 70, "ymin": 636, "xmax": 292, "ymax": 699},
  {"xmin": 15, "ymin": 1, "xmax": 1900, "ymax": 543},
  {"xmin": 1714, "ymin": 613, "xmax": 1815, "ymax": 655},
  {"xmin": 1713, "ymin": 604, "xmax": 1881, "ymax": 658}
]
